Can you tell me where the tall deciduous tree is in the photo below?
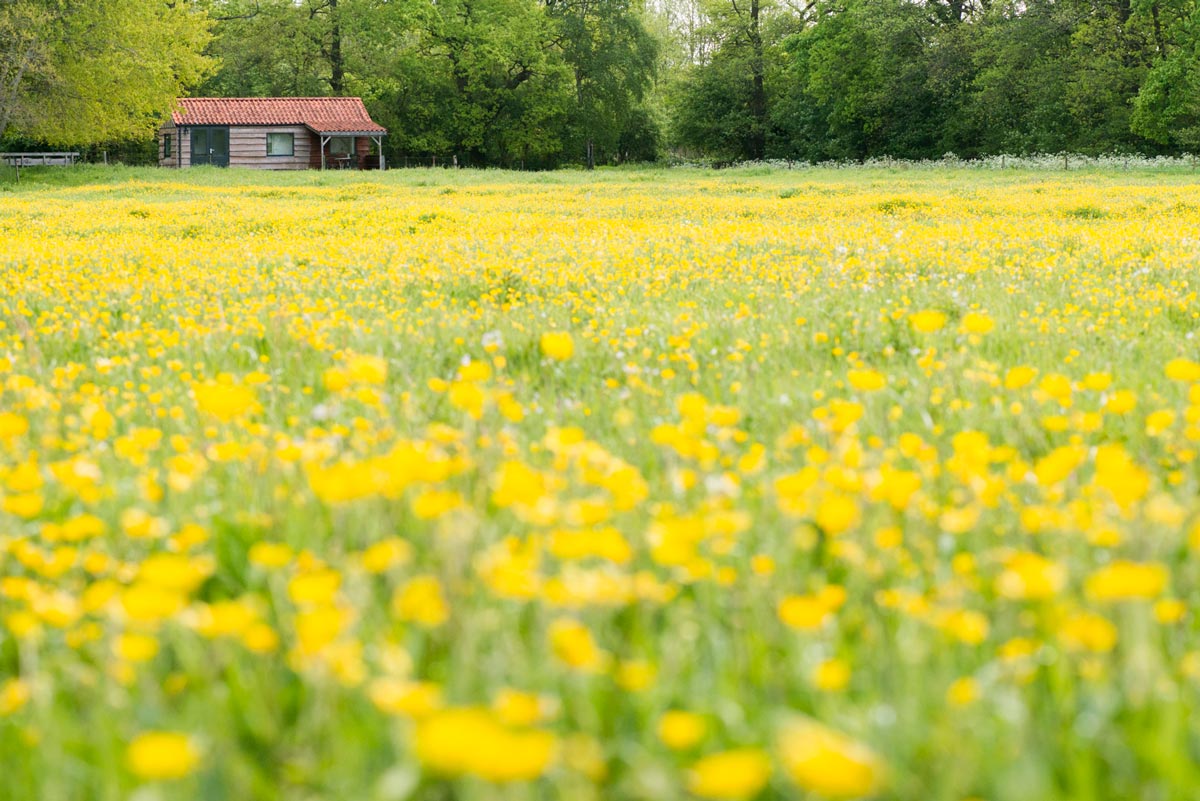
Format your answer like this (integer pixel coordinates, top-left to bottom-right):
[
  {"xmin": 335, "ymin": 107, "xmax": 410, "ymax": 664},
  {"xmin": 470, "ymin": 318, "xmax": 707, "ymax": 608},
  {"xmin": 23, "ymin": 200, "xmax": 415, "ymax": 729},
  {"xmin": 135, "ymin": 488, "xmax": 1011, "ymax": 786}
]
[
  {"xmin": 1132, "ymin": 3, "xmax": 1200, "ymax": 149},
  {"xmin": 199, "ymin": 0, "xmax": 413, "ymax": 97},
  {"xmin": 547, "ymin": 0, "xmax": 659, "ymax": 165},
  {"xmin": 0, "ymin": 0, "xmax": 213, "ymax": 145},
  {"xmin": 381, "ymin": 0, "xmax": 571, "ymax": 164},
  {"xmin": 670, "ymin": 0, "xmax": 796, "ymax": 160}
]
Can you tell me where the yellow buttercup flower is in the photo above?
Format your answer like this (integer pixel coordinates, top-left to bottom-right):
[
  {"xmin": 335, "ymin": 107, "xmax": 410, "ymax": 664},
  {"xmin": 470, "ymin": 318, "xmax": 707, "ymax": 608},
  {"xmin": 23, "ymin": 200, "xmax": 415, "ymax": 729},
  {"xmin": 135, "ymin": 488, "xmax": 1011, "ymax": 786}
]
[
  {"xmin": 126, "ymin": 731, "xmax": 200, "ymax": 781},
  {"xmin": 1084, "ymin": 561, "xmax": 1168, "ymax": 602},
  {"xmin": 960, "ymin": 312, "xmax": 995, "ymax": 334},
  {"xmin": 345, "ymin": 353, "xmax": 388, "ymax": 385},
  {"xmin": 368, "ymin": 678, "xmax": 442, "ymax": 718},
  {"xmin": 946, "ymin": 677, "xmax": 979, "ymax": 706},
  {"xmin": 548, "ymin": 617, "xmax": 606, "ymax": 672},
  {"xmin": 686, "ymin": 748, "xmax": 772, "ymax": 800},
  {"xmin": 995, "ymin": 552, "xmax": 1067, "ymax": 601},
  {"xmin": 392, "ymin": 576, "xmax": 450, "ymax": 628},
  {"xmin": 909, "ymin": 310, "xmax": 947, "ymax": 334},
  {"xmin": 1165, "ymin": 358, "xmax": 1200, "ymax": 382},
  {"xmin": 415, "ymin": 707, "xmax": 556, "ymax": 782},
  {"xmin": 1004, "ymin": 365, "xmax": 1037, "ymax": 390},
  {"xmin": 658, "ymin": 710, "xmax": 707, "ymax": 750},
  {"xmin": 492, "ymin": 687, "xmax": 550, "ymax": 726},
  {"xmin": 812, "ymin": 658, "xmax": 851, "ymax": 692},
  {"xmin": 540, "ymin": 331, "xmax": 575, "ymax": 361},
  {"xmin": 192, "ymin": 382, "xmax": 260, "ymax": 422},
  {"xmin": 0, "ymin": 679, "xmax": 30, "ymax": 715},
  {"xmin": 1060, "ymin": 611, "xmax": 1118, "ymax": 653},
  {"xmin": 776, "ymin": 719, "xmax": 885, "ymax": 799},
  {"xmin": 847, "ymin": 369, "xmax": 886, "ymax": 392}
]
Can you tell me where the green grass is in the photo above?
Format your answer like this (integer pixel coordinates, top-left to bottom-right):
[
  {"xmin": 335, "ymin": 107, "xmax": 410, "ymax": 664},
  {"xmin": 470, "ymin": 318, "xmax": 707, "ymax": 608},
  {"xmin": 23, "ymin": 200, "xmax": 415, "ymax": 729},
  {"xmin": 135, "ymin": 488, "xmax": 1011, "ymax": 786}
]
[{"xmin": 1, "ymin": 166, "xmax": 1200, "ymax": 801}]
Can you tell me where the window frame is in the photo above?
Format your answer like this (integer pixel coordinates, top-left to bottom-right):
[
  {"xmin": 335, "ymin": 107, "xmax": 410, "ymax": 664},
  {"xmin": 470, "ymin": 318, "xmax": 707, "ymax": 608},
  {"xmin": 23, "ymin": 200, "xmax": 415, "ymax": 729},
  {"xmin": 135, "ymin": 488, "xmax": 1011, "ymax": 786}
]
[
  {"xmin": 266, "ymin": 131, "xmax": 295, "ymax": 157},
  {"xmin": 163, "ymin": 133, "xmax": 173, "ymax": 158},
  {"xmin": 329, "ymin": 136, "xmax": 354, "ymax": 155}
]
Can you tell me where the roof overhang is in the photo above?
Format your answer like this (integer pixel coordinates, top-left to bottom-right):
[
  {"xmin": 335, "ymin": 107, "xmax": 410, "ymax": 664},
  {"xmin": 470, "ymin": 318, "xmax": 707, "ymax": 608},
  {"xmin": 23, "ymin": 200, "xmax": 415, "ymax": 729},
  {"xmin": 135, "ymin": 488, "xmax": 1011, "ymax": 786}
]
[{"xmin": 307, "ymin": 126, "xmax": 388, "ymax": 136}]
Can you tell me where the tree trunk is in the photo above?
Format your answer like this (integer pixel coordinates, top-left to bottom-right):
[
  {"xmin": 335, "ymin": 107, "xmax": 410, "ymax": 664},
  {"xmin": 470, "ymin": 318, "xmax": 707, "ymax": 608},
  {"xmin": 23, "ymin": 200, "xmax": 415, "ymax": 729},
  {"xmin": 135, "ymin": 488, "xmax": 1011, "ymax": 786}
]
[
  {"xmin": 329, "ymin": 0, "xmax": 344, "ymax": 94},
  {"xmin": 747, "ymin": 0, "xmax": 766, "ymax": 160},
  {"xmin": 1150, "ymin": 0, "xmax": 1166, "ymax": 57}
]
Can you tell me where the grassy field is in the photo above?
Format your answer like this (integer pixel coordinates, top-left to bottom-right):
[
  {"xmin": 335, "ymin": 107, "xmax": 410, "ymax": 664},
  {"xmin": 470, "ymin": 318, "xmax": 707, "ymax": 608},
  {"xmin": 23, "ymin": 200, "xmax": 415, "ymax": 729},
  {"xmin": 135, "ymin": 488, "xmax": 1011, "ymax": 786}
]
[{"xmin": 2, "ymin": 164, "xmax": 1200, "ymax": 800}]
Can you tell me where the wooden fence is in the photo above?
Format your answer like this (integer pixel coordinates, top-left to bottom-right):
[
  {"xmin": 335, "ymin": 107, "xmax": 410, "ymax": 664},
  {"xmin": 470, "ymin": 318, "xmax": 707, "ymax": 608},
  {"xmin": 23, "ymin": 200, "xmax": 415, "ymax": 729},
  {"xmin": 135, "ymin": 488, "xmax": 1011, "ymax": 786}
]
[{"xmin": 1, "ymin": 152, "xmax": 80, "ymax": 167}]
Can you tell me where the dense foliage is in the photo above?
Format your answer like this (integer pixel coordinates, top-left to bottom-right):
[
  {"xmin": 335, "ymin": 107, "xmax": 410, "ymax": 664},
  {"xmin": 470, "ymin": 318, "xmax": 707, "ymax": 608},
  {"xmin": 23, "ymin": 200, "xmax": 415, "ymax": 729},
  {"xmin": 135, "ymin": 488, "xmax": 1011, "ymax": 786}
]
[
  {"xmin": 675, "ymin": 0, "xmax": 1200, "ymax": 161},
  {"xmin": 0, "ymin": 0, "xmax": 213, "ymax": 146},
  {"xmin": 5, "ymin": 0, "xmax": 1200, "ymax": 163},
  {"xmin": 2, "ymin": 0, "xmax": 1200, "ymax": 164}
]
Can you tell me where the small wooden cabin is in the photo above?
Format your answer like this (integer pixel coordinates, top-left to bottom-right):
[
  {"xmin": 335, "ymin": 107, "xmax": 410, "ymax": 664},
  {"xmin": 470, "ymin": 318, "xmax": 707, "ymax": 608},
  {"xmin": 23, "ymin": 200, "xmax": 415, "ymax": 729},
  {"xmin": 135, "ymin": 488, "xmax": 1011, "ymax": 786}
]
[{"xmin": 159, "ymin": 97, "xmax": 387, "ymax": 170}]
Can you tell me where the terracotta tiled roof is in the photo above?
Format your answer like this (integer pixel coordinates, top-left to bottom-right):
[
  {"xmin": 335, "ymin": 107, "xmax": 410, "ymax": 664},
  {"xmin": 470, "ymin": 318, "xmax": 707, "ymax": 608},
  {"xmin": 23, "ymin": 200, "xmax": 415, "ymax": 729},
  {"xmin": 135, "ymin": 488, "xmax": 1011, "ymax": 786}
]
[{"xmin": 171, "ymin": 97, "xmax": 386, "ymax": 134}]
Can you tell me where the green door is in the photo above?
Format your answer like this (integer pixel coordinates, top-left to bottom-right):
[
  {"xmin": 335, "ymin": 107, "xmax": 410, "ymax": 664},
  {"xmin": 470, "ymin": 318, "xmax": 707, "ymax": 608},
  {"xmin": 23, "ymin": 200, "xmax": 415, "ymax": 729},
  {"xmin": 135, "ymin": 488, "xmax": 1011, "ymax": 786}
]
[{"xmin": 190, "ymin": 127, "xmax": 229, "ymax": 167}]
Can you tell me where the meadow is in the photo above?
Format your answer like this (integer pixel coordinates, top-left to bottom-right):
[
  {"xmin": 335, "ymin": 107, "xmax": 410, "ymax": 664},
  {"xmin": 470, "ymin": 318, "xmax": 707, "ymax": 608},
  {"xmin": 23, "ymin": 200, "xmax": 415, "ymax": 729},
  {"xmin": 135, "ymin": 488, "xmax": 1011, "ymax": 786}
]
[{"xmin": 2, "ymin": 164, "xmax": 1200, "ymax": 801}]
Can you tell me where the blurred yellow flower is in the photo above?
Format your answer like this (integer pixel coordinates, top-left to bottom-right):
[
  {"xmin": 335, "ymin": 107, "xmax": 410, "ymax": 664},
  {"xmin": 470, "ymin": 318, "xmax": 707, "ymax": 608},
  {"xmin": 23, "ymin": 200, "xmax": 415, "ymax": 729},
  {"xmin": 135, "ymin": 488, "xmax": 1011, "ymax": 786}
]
[
  {"xmin": 995, "ymin": 552, "xmax": 1067, "ymax": 601},
  {"xmin": 658, "ymin": 710, "xmax": 707, "ymax": 750},
  {"xmin": 847, "ymin": 369, "xmax": 886, "ymax": 392},
  {"xmin": 0, "ymin": 679, "xmax": 30, "ymax": 716},
  {"xmin": 961, "ymin": 312, "xmax": 995, "ymax": 334},
  {"xmin": 368, "ymin": 678, "xmax": 442, "ymax": 718},
  {"xmin": 776, "ymin": 719, "xmax": 885, "ymax": 799},
  {"xmin": 540, "ymin": 331, "xmax": 575, "ymax": 361},
  {"xmin": 812, "ymin": 658, "xmax": 851, "ymax": 692},
  {"xmin": 415, "ymin": 707, "xmax": 556, "ymax": 782},
  {"xmin": 192, "ymin": 382, "xmax": 260, "ymax": 422},
  {"xmin": 1060, "ymin": 611, "xmax": 1118, "ymax": 653},
  {"xmin": 126, "ymin": 731, "xmax": 200, "ymax": 781},
  {"xmin": 946, "ymin": 677, "xmax": 979, "ymax": 706},
  {"xmin": 1165, "ymin": 358, "xmax": 1200, "ymax": 382},
  {"xmin": 686, "ymin": 748, "xmax": 772, "ymax": 800},
  {"xmin": 909, "ymin": 310, "xmax": 947, "ymax": 334},
  {"xmin": 393, "ymin": 576, "xmax": 450, "ymax": 628},
  {"xmin": 1084, "ymin": 561, "xmax": 1167, "ymax": 602},
  {"xmin": 548, "ymin": 617, "xmax": 606, "ymax": 672}
]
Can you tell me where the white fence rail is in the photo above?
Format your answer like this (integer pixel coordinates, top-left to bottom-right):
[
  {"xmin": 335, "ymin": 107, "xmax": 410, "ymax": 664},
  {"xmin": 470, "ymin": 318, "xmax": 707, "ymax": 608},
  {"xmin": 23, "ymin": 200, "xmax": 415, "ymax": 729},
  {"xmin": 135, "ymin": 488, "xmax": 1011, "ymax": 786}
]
[{"xmin": 1, "ymin": 152, "xmax": 80, "ymax": 167}]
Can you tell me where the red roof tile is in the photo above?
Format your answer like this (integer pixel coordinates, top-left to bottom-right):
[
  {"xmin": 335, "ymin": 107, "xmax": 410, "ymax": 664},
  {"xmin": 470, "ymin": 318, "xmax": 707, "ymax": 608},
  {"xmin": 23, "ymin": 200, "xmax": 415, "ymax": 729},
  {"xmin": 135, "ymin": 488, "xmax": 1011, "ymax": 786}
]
[{"xmin": 171, "ymin": 97, "xmax": 386, "ymax": 134}]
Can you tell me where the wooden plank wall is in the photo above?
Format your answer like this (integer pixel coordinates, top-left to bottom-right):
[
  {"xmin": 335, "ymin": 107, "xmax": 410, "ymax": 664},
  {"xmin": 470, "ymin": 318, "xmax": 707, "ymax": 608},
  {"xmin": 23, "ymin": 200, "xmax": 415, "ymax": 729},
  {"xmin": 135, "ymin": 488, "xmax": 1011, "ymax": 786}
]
[
  {"xmin": 159, "ymin": 126, "xmax": 190, "ymax": 168},
  {"xmin": 228, "ymin": 126, "xmax": 313, "ymax": 170},
  {"xmin": 157, "ymin": 125, "xmax": 377, "ymax": 170}
]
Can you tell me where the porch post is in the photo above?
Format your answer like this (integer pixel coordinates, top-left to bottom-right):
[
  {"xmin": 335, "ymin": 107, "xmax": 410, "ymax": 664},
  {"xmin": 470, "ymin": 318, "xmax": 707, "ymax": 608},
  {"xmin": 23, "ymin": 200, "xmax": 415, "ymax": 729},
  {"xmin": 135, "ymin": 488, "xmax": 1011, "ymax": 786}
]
[
  {"xmin": 320, "ymin": 135, "xmax": 330, "ymax": 170},
  {"xmin": 375, "ymin": 136, "xmax": 385, "ymax": 170}
]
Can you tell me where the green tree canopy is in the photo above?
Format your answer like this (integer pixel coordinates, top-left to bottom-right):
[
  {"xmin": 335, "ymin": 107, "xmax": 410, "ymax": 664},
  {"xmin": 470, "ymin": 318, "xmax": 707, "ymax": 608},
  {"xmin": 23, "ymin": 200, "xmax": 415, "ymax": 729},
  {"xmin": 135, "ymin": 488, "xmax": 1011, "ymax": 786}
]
[{"xmin": 0, "ymin": 0, "xmax": 214, "ymax": 146}]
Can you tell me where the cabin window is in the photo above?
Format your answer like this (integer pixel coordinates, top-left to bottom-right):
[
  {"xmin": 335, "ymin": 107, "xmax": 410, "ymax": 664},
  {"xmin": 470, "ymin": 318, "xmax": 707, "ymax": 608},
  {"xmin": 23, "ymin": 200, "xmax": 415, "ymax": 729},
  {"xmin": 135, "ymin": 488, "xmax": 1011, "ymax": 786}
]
[
  {"xmin": 163, "ymin": 134, "xmax": 172, "ymax": 158},
  {"xmin": 329, "ymin": 136, "xmax": 354, "ymax": 155},
  {"xmin": 267, "ymin": 132, "xmax": 294, "ymax": 156}
]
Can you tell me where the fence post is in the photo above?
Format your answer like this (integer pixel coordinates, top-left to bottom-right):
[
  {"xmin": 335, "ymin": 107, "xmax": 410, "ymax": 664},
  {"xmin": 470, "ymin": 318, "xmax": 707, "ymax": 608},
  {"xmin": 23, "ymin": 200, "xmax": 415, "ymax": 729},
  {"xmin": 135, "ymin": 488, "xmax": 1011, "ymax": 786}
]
[{"xmin": 1063, "ymin": 153, "xmax": 1068, "ymax": 170}]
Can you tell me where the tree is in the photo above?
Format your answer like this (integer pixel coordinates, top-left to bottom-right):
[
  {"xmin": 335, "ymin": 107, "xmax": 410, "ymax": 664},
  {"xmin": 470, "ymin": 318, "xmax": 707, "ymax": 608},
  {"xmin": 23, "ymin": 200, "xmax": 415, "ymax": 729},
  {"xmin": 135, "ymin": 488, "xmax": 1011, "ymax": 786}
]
[
  {"xmin": 547, "ymin": 0, "xmax": 660, "ymax": 165},
  {"xmin": 380, "ymin": 0, "xmax": 572, "ymax": 165},
  {"xmin": 0, "ymin": 0, "xmax": 213, "ymax": 145},
  {"xmin": 1132, "ymin": 4, "xmax": 1200, "ymax": 149},
  {"xmin": 199, "ymin": 0, "xmax": 415, "ymax": 97},
  {"xmin": 670, "ymin": 0, "xmax": 770, "ymax": 160}
]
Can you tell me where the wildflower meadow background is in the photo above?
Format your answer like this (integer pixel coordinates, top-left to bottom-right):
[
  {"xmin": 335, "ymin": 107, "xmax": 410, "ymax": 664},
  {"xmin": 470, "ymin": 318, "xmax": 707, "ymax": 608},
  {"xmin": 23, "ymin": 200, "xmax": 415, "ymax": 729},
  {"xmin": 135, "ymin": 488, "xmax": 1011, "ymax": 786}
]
[{"xmin": 2, "ymin": 165, "xmax": 1200, "ymax": 800}]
